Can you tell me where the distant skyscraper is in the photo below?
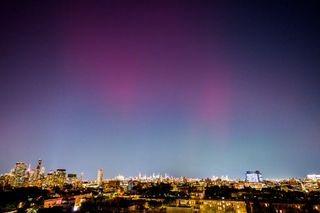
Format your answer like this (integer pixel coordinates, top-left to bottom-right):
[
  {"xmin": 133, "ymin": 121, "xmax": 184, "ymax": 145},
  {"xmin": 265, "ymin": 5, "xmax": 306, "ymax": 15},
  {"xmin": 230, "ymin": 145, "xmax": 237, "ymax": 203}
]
[
  {"xmin": 33, "ymin": 159, "xmax": 42, "ymax": 181},
  {"xmin": 56, "ymin": 169, "xmax": 66, "ymax": 187},
  {"xmin": 14, "ymin": 162, "xmax": 27, "ymax": 187},
  {"xmin": 45, "ymin": 171, "xmax": 55, "ymax": 186},
  {"xmin": 67, "ymin": 173, "xmax": 77, "ymax": 184},
  {"xmin": 245, "ymin": 171, "xmax": 262, "ymax": 182},
  {"xmin": 97, "ymin": 168, "xmax": 103, "ymax": 186}
]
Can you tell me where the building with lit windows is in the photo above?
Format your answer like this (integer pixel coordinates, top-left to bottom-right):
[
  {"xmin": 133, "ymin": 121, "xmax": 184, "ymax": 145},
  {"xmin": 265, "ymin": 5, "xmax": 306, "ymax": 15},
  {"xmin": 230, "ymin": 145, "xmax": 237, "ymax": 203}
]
[
  {"xmin": 67, "ymin": 173, "xmax": 77, "ymax": 184},
  {"xmin": 306, "ymin": 174, "xmax": 320, "ymax": 181},
  {"xmin": 245, "ymin": 171, "xmax": 262, "ymax": 182},
  {"xmin": 14, "ymin": 162, "xmax": 27, "ymax": 187},
  {"xmin": 56, "ymin": 169, "xmax": 66, "ymax": 187},
  {"xmin": 44, "ymin": 169, "xmax": 66, "ymax": 187},
  {"xmin": 97, "ymin": 168, "xmax": 103, "ymax": 186},
  {"xmin": 45, "ymin": 171, "xmax": 55, "ymax": 186},
  {"xmin": 33, "ymin": 159, "xmax": 42, "ymax": 181}
]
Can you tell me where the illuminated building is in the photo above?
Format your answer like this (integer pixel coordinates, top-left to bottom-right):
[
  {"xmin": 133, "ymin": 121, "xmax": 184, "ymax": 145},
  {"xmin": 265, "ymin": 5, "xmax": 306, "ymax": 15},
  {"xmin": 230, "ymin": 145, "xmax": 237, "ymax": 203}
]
[
  {"xmin": 14, "ymin": 162, "xmax": 27, "ymax": 187},
  {"xmin": 97, "ymin": 168, "xmax": 103, "ymax": 186},
  {"xmin": 0, "ymin": 173, "xmax": 14, "ymax": 187},
  {"xmin": 56, "ymin": 169, "xmax": 66, "ymax": 187},
  {"xmin": 67, "ymin": 173, "xmax": 78, "ymax": 185},
  {"xmin": 33, "ymin": 159, "xmax": 42, "ymax": 181},
  {"xmin": 45, "ymin": 171, "xmax": 54, "ymax": 186},
  {"xmin": 44, "ymin": 169, "xmax": 66, "ymax": 187},
  {"xmin": 306, "ymin": 174, "xmax": 320, "ymax": 181},
  {"xmin": 245, "ymin": 171, "xmax": 262, "ymax": 182}
]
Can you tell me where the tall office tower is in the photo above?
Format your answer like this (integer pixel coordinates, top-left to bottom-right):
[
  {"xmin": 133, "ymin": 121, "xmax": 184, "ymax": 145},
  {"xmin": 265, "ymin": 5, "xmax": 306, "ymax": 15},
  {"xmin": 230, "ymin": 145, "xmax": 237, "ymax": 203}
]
[
  {"xmin": 56, "ymin": 169, "xmax": 66, "ymax": 187},
  {"xmin": 45, "ymin": 171, "xmax": 55, "ymax": 186},
  {"xmin": 40, "ymin": 167, "xmax": 45, "ymax": 178},
  {"xmin": 97, "ymin": 168, "xmax": 103, "ymax": 186},
  {"xmin": 245, "ymin": 170, "xmax": 263, "ymax": 182},
  {"xmin": 67, "ymin": 173, "xmax": 77, "ymax": 184},
  {"xmin": 14, "ymin": 162, "xmax": 27, "ymax": 187},
  {"xmin": 33, "ymin": 159, "xmax": 42, "ymax": 181}
]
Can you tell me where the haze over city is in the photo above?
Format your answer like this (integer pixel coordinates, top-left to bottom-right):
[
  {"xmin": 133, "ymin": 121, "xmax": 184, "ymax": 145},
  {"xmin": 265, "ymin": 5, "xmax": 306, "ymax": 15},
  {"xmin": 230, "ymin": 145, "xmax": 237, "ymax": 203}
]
[{"xmin": 1, "ymin": 1, "xmax": 320, "ymax": 180}]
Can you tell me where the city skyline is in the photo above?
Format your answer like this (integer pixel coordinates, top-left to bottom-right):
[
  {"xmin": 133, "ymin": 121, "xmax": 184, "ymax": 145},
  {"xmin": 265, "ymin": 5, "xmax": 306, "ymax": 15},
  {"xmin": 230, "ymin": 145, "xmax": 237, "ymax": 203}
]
[
  {"xmin": 3, "ymin": 158, "xmax": 319, "ymax": 181},
  {"xmin": 1, "ymin": 1, "xmax": 320, "ymax": 180}
]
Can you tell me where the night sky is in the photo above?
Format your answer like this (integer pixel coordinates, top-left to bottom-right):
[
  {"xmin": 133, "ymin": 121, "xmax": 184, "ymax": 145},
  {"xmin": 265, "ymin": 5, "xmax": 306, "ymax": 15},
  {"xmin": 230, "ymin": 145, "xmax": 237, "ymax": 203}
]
[{"xmin": 1, "ymin": 1, "xmax": 320, "ymax": 179}]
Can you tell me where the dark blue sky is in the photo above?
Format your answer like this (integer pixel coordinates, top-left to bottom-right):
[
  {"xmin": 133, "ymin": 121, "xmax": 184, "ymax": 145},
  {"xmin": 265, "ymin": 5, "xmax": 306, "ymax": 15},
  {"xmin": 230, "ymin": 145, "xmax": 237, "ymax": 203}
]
[{"xmin": 1, "ymin": 1, "xmax": 320, "ymax": 179}]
